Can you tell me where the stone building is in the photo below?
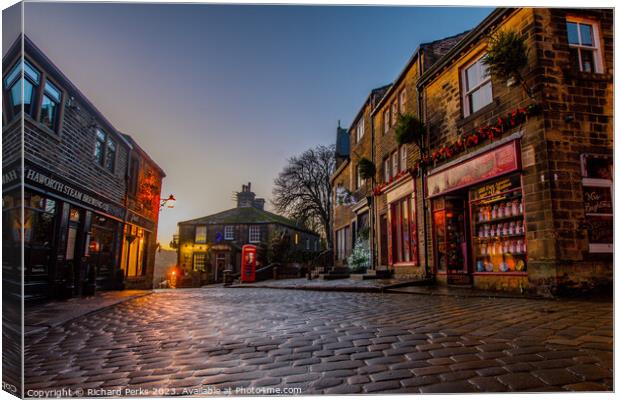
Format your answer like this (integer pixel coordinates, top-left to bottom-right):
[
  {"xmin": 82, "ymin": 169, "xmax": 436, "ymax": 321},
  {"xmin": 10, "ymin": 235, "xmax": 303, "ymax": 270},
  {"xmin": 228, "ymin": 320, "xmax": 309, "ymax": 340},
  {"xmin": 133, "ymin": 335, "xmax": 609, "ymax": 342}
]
[
  {"xmin": 418, "ymin": 8, "xmax": 613, "ymax": 295},
  {"xmin": 370, "ymin": 32, "xmax": 468, "ymax": 280},
  {"xmin": 176, "ymin": 183, "xmax": 320, "ymax": 283},
  {"xmin": 331, "ymin": 7, "xmax": 612, "ymax": 295},
  {"xmin": 331, "ymin": 86, "xmax": 390, "ymax": 268},
  {"xmin": 2, "ymin": 35, "xmax": 165, "ymax": 301}
]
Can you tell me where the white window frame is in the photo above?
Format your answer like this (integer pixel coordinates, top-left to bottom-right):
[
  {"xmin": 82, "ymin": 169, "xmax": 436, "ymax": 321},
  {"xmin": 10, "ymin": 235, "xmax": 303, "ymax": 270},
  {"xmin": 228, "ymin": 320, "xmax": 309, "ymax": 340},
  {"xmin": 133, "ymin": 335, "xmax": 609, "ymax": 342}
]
[
  {"xmin": 356, "ymin": 118, "xmax": 365, "ymax": 142},
  {"xmin": 566, "ymin": 17, "xmax": 604, "ymax": 74},
  {"xmin": 224, "ymin": 225, "xmax": 234, "ymax": 240},
  {"xmin": 391, "ymin": 101, "xmax": 398, "ymax": 126},
  {"xmin": 249, "ymin": 225, "xmax": 261, "ymax": 243},
  {"xmin": 581, "ymin": 154, "xmax": 613, "ymax": 253},
  {"xmin": 461, "ymin": 54, "xmax": 493, "ymax": 117},
  {"xmin": 399, "ymin": 88, "xmax": 407, "ymax": 114},
  {"xmin": 383, "ymin": 109, "xmax": 390, "ymax": 134},
  {"xmin": 195, "ymin": 225, "xmax": 207, "ymax": 244},
  {"xmin": 400, "ymin": 146, "xmax": 407, "ymax": 172},
  {"xmin": 391, "ymin": 151, "xmax": 399, "ymax": 177}
]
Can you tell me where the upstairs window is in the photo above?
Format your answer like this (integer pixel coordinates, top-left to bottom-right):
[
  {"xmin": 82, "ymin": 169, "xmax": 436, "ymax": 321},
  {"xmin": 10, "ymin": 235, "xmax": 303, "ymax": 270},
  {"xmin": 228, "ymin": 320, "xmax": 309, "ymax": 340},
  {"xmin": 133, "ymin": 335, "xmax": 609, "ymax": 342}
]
[
  {"xmin": 400, "ymin": 146, "xmax": 408, "ymax": 171},
  {"xmin": 93, "ymin": 128, "xmax": 117, "ymax": 173},
  {"xmin": 566, "ymin": 19, "xmax": 603, "ymax": 73},
  {"xmin": 391, "ymin": 151, "xmax": 399, "ymax": 178},
  {"xmin": 399, "ymin": 89, "xmax": 407, "ymax": 114},
  {"xmin": 3, "ymin": 59, "xmax": 40, "ymax": 117},
  {"xmin": 128, "ymin": 156, "xmax": 140, "ymax": 197},
  {"xmin": 39, "ymin": 80, "xmax": 62, "ymax": 130},
  {"xmin": 462, "ymin": 54, "xmax": 492, "ymax": 117},
  {"xmin": 224, "ymin": 225, "xmax": 234, "ymax": 240},
  {"xmin": 249, "ymin": 225, "xmax": 261, "ymax": 243},
  {"xmin": 383, "ymin": 157, "xmax": 391, "ymax": 182},
  {"xmin": 391, "ymin": 102, "xmax": 398, "ymax": 126},
  {"xmin": 383, "ymin": 109, "xmax": 390, "ymax": 134},
  {"xmin": 195, "ymin": 226, "xmax": 207, "ymax": 244},
  {"xmin": 356, "ymin": 118, "xmax": 365, "ymax": 142}
]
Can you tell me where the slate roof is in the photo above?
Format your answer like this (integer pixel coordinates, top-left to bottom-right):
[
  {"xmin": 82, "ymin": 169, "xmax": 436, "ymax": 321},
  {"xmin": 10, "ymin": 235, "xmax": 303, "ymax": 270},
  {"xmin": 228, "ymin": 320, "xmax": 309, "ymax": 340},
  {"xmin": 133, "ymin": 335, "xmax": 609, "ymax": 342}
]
[
  {"xmin": 421, "ymin": 30, "xmax": 471, "ymax": 71},
  {"xmin": 179, "ymin": 206, "xmax": 317, "ymax": 235}
]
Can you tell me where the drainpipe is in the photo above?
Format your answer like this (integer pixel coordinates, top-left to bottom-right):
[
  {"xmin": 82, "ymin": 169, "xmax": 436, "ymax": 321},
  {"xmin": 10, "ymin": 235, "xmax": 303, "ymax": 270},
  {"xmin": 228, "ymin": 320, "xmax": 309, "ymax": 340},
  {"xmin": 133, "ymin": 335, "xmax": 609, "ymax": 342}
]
[
  {"xmin": 370, "ymin": 108, "xmax": 377, "ymax": 271},
  {"xmin": 416, "ymin": 56, "xmax": 430, "ymax": 279}
]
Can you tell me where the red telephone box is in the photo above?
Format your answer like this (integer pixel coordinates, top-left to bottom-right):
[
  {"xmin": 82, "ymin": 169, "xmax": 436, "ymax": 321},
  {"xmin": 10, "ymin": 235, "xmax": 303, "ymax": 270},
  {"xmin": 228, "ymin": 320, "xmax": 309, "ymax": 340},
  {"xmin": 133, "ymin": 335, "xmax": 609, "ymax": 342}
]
[{"xmin": 241, "ymin": 245, "xmax": 257, "ymax": 283}]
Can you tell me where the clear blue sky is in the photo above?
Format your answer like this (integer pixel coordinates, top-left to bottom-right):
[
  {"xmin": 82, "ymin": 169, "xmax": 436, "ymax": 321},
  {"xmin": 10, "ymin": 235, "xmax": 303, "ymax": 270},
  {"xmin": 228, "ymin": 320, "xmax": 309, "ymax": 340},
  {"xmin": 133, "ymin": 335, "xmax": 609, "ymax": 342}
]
[{"xmin": 6, "ymin": 3, "xmax": 492, "ymax": 246}]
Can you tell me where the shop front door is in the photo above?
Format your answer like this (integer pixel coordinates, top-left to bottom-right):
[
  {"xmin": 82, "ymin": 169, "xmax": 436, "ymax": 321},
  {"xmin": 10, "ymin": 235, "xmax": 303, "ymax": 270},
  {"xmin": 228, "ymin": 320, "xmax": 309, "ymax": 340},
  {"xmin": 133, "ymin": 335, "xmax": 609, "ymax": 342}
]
[{"xmin": 432, "ymin": 195, "xmax": 471, "ymax": 285}]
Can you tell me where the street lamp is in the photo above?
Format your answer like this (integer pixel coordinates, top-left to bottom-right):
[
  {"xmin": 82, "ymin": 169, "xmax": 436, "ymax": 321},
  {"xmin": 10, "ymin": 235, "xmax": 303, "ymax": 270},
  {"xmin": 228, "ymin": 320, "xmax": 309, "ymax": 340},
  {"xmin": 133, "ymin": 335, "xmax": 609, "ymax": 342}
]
[{"xmin": 160, "ymin": 194, "xmax": 176, "ymax": 209}]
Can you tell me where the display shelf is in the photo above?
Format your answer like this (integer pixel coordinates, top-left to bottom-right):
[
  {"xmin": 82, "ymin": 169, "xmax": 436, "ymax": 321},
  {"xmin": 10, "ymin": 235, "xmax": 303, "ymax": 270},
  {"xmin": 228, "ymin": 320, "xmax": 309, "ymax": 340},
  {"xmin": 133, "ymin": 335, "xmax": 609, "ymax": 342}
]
[
  {"xmin": 475, "ymin": 214, "xmax": 524, "ymax": 225},
  {"xmin": 474, "ymin": 233, "xmax": 525, "ymax": 241}
]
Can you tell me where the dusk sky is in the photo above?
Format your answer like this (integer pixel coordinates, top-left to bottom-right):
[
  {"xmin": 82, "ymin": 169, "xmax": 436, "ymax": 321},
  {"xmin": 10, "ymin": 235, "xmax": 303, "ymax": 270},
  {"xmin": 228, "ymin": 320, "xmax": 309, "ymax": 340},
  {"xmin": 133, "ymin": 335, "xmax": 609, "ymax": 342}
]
[{"xmin": 5, "ymin": 3, "xmax": 492, "ymax": 247}]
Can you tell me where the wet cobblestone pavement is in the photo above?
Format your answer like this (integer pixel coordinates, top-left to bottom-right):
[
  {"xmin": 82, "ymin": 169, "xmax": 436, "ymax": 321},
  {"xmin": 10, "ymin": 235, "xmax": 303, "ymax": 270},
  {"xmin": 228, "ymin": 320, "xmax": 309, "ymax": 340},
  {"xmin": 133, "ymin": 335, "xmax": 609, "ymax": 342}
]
[{"xmin": 25, "ymin": 288, "xmax": 613, "ymax": 395}]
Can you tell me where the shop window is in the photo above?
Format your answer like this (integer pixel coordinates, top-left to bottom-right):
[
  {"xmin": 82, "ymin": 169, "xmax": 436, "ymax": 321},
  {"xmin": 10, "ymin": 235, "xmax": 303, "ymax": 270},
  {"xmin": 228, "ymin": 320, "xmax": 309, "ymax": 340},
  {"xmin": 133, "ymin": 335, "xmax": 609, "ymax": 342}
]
[
  {"xmin": 39, "ymin": 80, "xmax": 62, "ymax": 130},
  {"xmin": 356, "ymin": 118, "xmax": 364, "ymax": 142},
  {"xmin": 93, "ymin": 128, "xmax": 117, "ymax": 173},
  {"xmin": 566, "ymin": 19, "xmax": 603, "ymax": 73},
  {"xmin": 399, "ymin": 88, "xmax": 406, "ymax": 114},
  {"xmin": 383, "ymin": 109, "xmax": 390, "ymax": 134},
  {"xmin": 3, "ymin": 59, "xmax": 41, "ymax": 119},
  {"xmin": 249, "ymin": 225, "xmax": 261, "ymax": 243},
  {"xmin": 224, "ymin": 225, "xmax": 234, "ymax": 240},
  {"xmin": 193, "ymin": 253, "xmax": 207, "ymax": 272},
  {"xmin": 581, "ymin": 154, "xmax": 612, "ymax": 252},
  {"xmin": 195, "ymin": 225, "xmax": 207, "ymax": 244},
  {"xmin": 125, "ymin": 227, "xmax": 148, "ymax": 277},
  {"xmin": 462, "ymin": 54, "xmax": 492, "ymax": 117},
  {"xmin": 336, "ymin": 226, "xmax": 351, "ymax": 261},
  {"xmin": 390, "ymin": 195, "xmax": 417, "ymax": 265}
]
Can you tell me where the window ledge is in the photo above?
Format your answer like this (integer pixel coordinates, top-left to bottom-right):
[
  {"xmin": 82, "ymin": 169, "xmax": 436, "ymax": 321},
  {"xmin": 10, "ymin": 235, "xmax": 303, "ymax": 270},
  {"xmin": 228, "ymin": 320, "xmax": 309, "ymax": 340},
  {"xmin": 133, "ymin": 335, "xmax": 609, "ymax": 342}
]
[
  {"xmin": 457, "ymin": 100, "xmax": 498, "ymax": 128},
  {"xmin": 24, "ymin": 113, "xmax": 62, "ymax": 142}
]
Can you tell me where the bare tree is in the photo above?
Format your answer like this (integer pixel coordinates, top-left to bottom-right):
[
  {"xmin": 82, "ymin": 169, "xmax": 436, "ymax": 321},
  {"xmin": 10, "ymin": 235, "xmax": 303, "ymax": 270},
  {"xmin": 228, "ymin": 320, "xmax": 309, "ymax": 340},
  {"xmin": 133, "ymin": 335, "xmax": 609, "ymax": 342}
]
[{"xmin": 272, "ymin": 144, "xmax": 335, "ymax": 249}]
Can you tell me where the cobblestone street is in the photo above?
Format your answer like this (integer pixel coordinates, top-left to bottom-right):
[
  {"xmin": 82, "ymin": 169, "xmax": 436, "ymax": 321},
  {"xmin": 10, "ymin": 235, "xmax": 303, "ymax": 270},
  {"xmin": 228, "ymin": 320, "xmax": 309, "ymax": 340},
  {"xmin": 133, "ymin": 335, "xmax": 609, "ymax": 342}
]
[{"xmin": 25, "ymin": 288, "xmax": 613, "ymax": 395}]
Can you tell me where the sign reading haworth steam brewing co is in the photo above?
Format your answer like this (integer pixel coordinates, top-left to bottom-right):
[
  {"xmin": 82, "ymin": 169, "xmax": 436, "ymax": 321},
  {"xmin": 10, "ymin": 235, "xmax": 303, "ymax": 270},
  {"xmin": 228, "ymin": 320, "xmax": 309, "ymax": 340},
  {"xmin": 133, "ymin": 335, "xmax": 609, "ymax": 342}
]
[{"xmin": 19, "ymin": 167, "xmax": 125, "ymax": 218}]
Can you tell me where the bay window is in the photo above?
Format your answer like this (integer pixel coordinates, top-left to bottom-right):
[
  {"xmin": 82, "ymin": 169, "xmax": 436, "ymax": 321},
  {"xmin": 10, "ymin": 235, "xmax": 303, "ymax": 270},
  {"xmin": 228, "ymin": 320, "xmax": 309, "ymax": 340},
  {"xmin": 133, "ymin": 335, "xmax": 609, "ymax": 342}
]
[
  {"xmin": 462, "ymin": 54, "xmax": 492, "ymax": 117},
  {"xmin": 3, "ymin": 59, "xmax": 40, "ymax": 117}
]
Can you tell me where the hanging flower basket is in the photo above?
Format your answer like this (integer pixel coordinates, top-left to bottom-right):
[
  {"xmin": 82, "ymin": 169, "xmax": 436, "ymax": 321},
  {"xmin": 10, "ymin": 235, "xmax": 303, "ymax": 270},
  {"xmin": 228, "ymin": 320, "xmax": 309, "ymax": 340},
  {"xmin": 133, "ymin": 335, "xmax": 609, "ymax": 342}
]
[
  {"xmin": 395, "ymin": 114, "xmax": 425, "ymax": 146},
  {"xmin": 358, "ymin": 157, "xmax": 376, "ymax": 180}
]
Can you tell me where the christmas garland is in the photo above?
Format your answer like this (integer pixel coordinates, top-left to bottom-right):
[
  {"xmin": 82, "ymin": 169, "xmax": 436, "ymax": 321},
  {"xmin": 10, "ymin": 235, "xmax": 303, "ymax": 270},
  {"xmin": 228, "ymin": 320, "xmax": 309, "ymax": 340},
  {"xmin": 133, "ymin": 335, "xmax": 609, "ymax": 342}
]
[{"xmin": 373, "ymin": 103, "xmax": 541, "ymax": 196}]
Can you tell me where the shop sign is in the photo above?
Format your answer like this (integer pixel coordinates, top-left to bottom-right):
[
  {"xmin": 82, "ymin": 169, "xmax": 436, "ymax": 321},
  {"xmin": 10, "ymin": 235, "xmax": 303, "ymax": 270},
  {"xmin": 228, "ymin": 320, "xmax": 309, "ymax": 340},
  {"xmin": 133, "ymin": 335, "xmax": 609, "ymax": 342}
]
[
  {"xmin": 386, "ymin": 178, "xmax": 413, "ymax": 204},
  {"xmin": 470, "ymin": 175, "xmax": 521, "ymax": 202},
  {"xmin": 127, "ymin": 211, "xmax": 155, "ymax": 231},
  {"xmin": 24, "ymin": 167, "xmax": 124, "ymax": 218},
  {"xmin": 2, "ymin": 169, "xmax": 19, "ymax": 186},
  {"xmin": 427, "ymin": 141, "xmax": 519, "ymax": 197}
]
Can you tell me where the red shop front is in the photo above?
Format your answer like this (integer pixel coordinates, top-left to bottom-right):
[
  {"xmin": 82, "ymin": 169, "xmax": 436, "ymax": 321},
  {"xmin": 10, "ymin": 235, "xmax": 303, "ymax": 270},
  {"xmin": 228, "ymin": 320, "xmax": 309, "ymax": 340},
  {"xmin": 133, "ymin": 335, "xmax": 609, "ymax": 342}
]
[{"xmin": 426, "ymin": 140, "xmax": 527, "ymax": 288}]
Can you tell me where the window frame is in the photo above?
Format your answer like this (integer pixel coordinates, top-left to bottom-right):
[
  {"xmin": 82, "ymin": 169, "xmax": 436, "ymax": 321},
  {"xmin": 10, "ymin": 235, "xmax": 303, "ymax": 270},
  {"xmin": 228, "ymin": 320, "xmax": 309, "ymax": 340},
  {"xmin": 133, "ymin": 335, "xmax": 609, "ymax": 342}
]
[
  {"xmin": 248, "ymin": 225, "xmax": 261, "ymax": 243},
  {"xmin": 391, "ymin": 101, "xmax": 398, "ymax": 126},
  {"xmin": 391, "ymin": 151, "xmax": 399, "ymax": 178},
  {"xmin": 566, "ymin": 17, "xmax": 604, "ymax": 74},
  {"xmin": 193, "ymin": 252, "xmax": 207, "ymax": 272},
  {"xmin": 224, "ymin": 225, "xmax": 235, "ymax": 240},
  {"xmin": 3, "ymin": 58, "xmax": 41, "ymax": 120},
  {"xmin": 461, "ymin": 53, "xmax": 493, "ymax": 117},
  {"xmin": 39, "ymin": 79, "xmax": 62, "ymax": 131},
  {"xmin": 195, "ymin": 225, "xmax": 207, "ymax": 244},
  {"xmin": 93, "ymin": 128, "xmax": 117, "ymax": 173},
  {"xmin": 356, "ymin": 118, "xmax": 365, "ymax": 142},
  {"xmin": 399, "ymin": 88, "xmax": 407, "ymax": 114},
  {"xmin": 400, "ymin": 146, "xmax": 407, "ymax": 172},
  {"xmin": 383, "ymin": 157, "xmax": 391, "ymax": 183},
  {"xmin": 383, "ymin": 109, "xmax": 390, "ymax": 134}
]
